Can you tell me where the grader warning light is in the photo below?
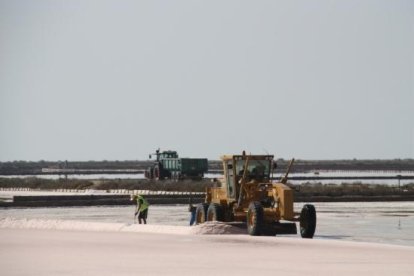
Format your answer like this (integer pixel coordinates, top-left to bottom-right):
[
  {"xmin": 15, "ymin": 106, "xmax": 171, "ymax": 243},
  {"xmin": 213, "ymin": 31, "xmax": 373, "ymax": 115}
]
[{"xmin": 195, "ymin": 152, "xmax": 316, "ymax": 237}]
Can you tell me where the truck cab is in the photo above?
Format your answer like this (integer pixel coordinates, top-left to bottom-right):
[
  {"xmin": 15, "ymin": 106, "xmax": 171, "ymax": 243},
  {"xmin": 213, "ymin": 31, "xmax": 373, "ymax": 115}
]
[
  {"xmin": 158, "ymin": 151, "xmax": 178, "ymax": 160},
  {"xmin": 145, "ymin": 149, "xmax": 208, "ymax": 180}
]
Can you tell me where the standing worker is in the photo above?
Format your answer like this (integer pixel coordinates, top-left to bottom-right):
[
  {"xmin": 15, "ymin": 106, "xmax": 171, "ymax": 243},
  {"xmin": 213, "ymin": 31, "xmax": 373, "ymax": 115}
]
[
  {"xmin": 131, "ymin": 194, "xmax": 149, "ymax": 224},
  {"xmin": 188, "ymin": 197, "xmax": 196, "ymax": 226},
  {"xmin": 188, "ymin": 203, "xmax": 196, "ymax": 226}
]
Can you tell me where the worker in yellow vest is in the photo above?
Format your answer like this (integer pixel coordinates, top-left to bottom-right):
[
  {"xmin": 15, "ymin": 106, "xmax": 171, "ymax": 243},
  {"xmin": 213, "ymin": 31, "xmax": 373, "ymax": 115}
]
[{"xmin": 131, "ymin": 194, "xmax": 149, "ymax": 224}]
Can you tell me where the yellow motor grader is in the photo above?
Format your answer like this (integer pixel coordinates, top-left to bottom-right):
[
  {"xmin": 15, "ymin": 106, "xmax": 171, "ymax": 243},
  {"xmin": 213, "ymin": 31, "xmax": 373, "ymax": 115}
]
[{"xmin": 195, "ymin": 152, "xmax": 316, "ymax": 238}]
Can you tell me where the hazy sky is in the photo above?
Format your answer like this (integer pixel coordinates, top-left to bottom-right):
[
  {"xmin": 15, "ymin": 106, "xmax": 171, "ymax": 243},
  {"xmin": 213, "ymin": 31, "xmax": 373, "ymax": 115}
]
[{"xmin": 1, "ymin": 0, "xmax": 413, "ymax": 161}]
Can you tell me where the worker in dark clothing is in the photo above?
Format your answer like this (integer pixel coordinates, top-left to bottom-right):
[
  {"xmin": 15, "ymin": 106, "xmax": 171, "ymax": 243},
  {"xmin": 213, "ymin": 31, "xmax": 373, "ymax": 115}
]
[
  {"xmin": 189, "ymin": 203, "xmax": 196, "ymax": 226},
  {"xmin": 131, "ymin": 194, "xmax": 149, "ymax": 224},
  {"xmin": 188, "ymin": 197, "xmax": 197, "ymax": 226}
]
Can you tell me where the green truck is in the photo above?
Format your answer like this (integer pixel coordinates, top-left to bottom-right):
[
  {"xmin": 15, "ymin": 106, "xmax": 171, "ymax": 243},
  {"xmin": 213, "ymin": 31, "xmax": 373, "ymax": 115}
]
[{"xmin": 144, "ymin": 149, "xmax": 208, "ymax": 180}]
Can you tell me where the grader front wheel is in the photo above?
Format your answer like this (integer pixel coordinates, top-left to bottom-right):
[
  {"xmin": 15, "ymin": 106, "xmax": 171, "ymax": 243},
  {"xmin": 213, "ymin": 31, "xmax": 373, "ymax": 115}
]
[
  {"xmin": 195, "ymin": 203, "xmax": 209, "ymax": 225},
  {"xmin": 300, "ymin": 204, "xmax": 317, "ymax": 238},
  {"xmin": 207, "ymin": 203, "xmax": 223, "ymax": 221},
  {"xmin": 247, "ymin": 201, "xmax": 264, "ymax": 236}
]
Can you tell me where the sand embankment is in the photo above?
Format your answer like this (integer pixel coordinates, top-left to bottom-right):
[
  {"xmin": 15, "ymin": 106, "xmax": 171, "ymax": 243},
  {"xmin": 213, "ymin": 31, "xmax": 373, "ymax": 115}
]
[{"xmin": 1, "ymin": 218, "xmax": 414, "ymax": 275}]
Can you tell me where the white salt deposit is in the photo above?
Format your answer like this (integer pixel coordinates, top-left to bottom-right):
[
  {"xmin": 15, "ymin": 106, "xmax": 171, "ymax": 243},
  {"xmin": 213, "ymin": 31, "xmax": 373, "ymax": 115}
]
[
  {"xmin": 0, "ymin": 218, "xmax": 247, "ymax": 236},
  {"xmin": 0, "ymin": 217, "xmax": 192, "ymax": 235},
  {"xmin": 1, "ymin": 226, "xmax": 414, "ymax": 276},
  {"xmin": 190, "ymin": 221, "xmax": 246, "ymax": 235}
]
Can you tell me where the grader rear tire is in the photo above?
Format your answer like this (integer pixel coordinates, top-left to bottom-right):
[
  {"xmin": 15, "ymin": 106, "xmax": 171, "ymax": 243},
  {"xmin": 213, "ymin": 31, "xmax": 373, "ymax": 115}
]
[
  {"xmin": 247, "ymin": 201, "xmax": 264, "ymax": 236},
  {"xmin": 300, "ymin": 204, "xmax": 316, "ymax": 238},
  {"xmin": 195, "ymin": 203, "xmax": 209, "ymax": 225},
  {"xmin": 207, "ymin": 203, "xmax": 223, "ymax": 221}
]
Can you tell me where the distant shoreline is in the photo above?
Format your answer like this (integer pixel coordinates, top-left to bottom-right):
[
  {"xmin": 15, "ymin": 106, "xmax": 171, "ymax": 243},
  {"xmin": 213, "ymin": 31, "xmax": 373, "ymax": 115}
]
[
  {"xmin": 1, "ymin": 191, "xmax": 413, "ymax": 208},
  {"xmin": 1, "ymin": 159, "xmax": 413, "ymax": 176}
]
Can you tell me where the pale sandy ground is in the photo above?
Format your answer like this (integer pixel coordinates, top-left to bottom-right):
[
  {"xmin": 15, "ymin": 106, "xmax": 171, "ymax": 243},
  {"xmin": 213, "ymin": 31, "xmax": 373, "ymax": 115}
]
[{"xmin": 1, "ymin": 220, "xmax": 414, "ymax": 276}]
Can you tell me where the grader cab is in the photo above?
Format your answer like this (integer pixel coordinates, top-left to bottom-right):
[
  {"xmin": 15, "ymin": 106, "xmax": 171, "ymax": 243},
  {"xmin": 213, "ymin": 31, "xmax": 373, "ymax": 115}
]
[{"xmin": 195, "ymin": 152, "xmax": 316, "ymax": 238}]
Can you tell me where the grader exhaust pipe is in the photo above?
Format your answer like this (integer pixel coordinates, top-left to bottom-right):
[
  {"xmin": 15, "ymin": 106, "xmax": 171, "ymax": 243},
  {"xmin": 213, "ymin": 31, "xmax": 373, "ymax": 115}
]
[{"xmin": 280, "ymin": 158, "xmax": 295, "ymax": 184}]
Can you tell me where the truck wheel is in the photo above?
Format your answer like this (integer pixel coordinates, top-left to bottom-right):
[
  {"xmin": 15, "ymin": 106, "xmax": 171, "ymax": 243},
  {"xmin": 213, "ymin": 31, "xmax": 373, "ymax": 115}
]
[
  {"xmin": 207, "ymin": 203, "xmax": 223, "ymax": 221},
  {"xmin": 247, "ymin": 201, "xmax": 264, "ymax": 236},
  {"xmin": 172, "ymin": 172, "xmax": 181, "ymax": 181},
  {"xmin": 154, "ymin": 166, "xmax": 160, "ymax": 180},
  {"xmin": 174, "ymin": 172, "xmax": 179, "ymax": 181},
  {"xmin": 300, "ymin": 204, "xmax": 316, "ymax": 239},
  {"xmin": 195, "ymin": 203, "xmax": 209, "ymax": 225},
  {"xmin": 145, "ymin": 167, "xmax": 153, "ymax": 179}
]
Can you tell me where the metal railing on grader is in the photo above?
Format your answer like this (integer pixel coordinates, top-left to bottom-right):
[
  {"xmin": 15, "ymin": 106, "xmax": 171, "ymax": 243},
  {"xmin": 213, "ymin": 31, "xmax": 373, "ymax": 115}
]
[{"xmin": 195, "ymin": 152, "xmax": 317, "ymax": 238}]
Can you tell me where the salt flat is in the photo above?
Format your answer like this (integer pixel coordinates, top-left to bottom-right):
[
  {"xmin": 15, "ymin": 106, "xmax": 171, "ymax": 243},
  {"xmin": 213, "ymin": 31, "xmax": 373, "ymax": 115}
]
[
  {"xmin": 2, "ymin": 202, "xmax": 414, "ymax": 245},
  {"xmin": 1, "ymin": 224, "xmax": 413, "ymax": 276}
]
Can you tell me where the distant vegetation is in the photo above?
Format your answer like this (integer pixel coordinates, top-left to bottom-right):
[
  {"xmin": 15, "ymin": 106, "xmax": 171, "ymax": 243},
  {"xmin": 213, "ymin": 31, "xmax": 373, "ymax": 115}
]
[
  {"xmin": 285, "ymin": 159, "xmax": 414, "ymax": 172},
  {"xmin": 0, "ymin": 160, "xmax": 152, "ymax": 175},
  {"xmin": 0, "ymin": 159, "xmax": 413, "ymax": 175},
  {"xmin": 1, "ymin": 159, "xmax": 413, "ymax": 198},
  {"xmin": 0, "ymin": 178, "xmax": 214, "ymax": 193},
  {"xmin": 296, "ymin": 182, "xmax": 414, "ymax": 197},
  {"xmin": 1, "ymin": 178, "xmax": 413, "ymax": 196}
]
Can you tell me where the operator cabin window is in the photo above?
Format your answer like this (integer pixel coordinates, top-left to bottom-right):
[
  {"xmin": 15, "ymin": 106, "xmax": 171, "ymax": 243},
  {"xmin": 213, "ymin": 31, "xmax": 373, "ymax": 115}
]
[{"xmin": 227, "ymin": 162, "xmax": 235, "ymax": 198}]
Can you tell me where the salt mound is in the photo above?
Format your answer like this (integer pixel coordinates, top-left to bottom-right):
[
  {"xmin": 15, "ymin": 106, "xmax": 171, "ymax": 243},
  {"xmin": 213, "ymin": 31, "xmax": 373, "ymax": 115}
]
[
  {"xmin": 0, "ymin": 218, "xmax": 192, "ymax": 235},
  {"xmin": 190, "ymin": 221, "xmax": 246, "ymax": 235},
  {"xmin": 0, "ymin": 218, "xmax": 246, "ymax": 236}
]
